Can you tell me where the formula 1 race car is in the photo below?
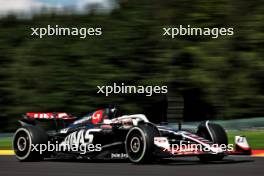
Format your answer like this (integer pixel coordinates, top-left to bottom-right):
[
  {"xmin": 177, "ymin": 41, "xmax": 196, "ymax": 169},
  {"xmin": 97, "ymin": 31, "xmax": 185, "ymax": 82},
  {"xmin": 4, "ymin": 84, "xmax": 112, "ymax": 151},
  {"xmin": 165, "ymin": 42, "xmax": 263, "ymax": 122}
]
[{"xmin": 13, "ymin": 107, "xmax": 252, "ymax": 163}]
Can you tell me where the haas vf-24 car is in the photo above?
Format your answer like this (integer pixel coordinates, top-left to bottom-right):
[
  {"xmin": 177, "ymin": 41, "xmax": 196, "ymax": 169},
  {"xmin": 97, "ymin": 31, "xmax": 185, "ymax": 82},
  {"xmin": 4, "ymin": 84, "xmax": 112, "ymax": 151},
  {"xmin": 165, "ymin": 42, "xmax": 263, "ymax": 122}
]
[{"xmin": 13, "ymin": 108, "xmax": 251, "ymax": 163}]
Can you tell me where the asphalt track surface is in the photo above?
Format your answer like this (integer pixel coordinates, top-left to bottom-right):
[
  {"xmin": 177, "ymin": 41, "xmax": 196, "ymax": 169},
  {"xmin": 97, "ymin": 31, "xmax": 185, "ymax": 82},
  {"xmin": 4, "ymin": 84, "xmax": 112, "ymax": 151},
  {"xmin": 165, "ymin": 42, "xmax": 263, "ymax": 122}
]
[{"xmin": 0, "ymin": 156, "xmax": 262, "ymax": 176}]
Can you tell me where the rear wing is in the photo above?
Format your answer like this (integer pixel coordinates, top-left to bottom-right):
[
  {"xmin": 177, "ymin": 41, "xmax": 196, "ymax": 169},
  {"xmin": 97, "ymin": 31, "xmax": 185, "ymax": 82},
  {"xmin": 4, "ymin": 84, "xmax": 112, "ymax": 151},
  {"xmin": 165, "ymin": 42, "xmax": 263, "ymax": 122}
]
[
  {"xmin": 19, "ymin": 112, "xmax": 76, "ymax": 132},
  {"xmin": 25, "ymin": 112, "xmax": 76, "ymax": 120}
]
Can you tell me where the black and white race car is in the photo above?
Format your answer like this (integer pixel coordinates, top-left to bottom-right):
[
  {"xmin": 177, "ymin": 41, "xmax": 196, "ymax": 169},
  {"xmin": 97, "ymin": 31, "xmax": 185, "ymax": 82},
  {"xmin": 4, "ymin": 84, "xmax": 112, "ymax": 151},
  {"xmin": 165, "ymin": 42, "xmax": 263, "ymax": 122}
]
[{"xmin": 13, "ymin": 107, "xmax": 252, "ymax": 163}]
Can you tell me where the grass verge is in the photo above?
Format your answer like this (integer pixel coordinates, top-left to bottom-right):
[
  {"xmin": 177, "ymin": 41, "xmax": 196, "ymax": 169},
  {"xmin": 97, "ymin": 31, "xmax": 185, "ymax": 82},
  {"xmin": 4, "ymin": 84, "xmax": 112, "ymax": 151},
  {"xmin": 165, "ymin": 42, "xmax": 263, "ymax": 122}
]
[
  {"xmin": 0, "ymin": 137, "xmax": 12, "ymax": 150},
  {"xmin": 227, "ymin": 130, "xmax": 264, "ymax": 149}
]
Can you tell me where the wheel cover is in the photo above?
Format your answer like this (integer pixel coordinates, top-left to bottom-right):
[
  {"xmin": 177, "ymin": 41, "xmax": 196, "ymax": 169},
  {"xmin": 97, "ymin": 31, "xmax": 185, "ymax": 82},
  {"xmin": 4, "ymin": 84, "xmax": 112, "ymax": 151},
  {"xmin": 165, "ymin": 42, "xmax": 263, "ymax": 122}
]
[
  {"xmin": 17, "ymin": 136, "xmax": 27, "ymax": 151},
  {"xmin": 130, "ymin": 137, "xmax": 141, "ymax": 153}
]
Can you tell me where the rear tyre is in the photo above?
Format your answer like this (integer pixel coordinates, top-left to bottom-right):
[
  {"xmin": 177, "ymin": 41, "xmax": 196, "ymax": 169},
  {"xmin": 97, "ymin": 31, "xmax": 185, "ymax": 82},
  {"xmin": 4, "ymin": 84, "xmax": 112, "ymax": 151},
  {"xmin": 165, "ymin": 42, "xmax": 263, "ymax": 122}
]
[
  {"xmin": 13, "ymin": 126, "xmax": 48, "ymax": 161},
  {"xmin": 125, "ymin": 124, "xmax": 159, "ymax": 163},
  {"xmin": 197, "ymin": 122, "xmax": 228, "ymax": 162}
]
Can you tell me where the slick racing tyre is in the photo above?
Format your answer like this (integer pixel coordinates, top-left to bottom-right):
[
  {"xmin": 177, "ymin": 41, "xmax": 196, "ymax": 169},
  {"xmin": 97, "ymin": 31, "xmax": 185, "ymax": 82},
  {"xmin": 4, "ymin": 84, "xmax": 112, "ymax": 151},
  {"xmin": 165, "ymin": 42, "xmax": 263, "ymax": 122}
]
[
  {"xmin": 13, "ymin": 126, "xmax": 48, "ymax": 161},
  {"xmin": 197, "ymin": 122, "xmax": 228, "ymax": 162},
  {"xmin": 125, "ymin": 123, "xmax": 159, "ymax": 163}
]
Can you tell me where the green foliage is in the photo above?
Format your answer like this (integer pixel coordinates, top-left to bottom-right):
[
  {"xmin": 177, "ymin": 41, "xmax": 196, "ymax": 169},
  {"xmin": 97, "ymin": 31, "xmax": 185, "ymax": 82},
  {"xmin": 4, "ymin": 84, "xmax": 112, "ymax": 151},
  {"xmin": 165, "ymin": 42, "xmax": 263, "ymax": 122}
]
[{"xmin": 0, "ymin": 0, "xmax": 264, "ymax": 131}]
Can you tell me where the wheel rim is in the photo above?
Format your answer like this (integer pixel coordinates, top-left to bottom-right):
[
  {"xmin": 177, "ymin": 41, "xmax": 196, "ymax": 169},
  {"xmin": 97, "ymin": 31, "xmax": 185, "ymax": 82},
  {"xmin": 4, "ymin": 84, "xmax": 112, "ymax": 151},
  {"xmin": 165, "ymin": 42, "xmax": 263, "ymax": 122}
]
[
  {"xmin": 130, "ymin": 137, "xmax": 141, "ymax": 153},
  {"xmin": 17, "ymin": 137, "xmax": 27, "ymax": 151}
]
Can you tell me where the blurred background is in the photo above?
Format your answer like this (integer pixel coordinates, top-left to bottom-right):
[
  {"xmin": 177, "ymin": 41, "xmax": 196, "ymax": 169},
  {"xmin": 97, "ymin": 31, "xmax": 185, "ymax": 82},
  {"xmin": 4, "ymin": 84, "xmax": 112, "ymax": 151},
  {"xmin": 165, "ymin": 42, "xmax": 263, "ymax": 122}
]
[{"xmin": 0, "ymin": 0, "xmax": 264, "ymax": 137}]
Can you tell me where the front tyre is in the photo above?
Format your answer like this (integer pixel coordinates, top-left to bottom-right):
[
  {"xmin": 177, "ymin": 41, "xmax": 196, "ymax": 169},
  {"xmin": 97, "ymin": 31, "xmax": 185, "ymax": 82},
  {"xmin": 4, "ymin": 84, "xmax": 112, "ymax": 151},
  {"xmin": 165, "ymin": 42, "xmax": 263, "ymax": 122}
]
[
  {"xmin": 125, "ymin": 124, "xmax": 159, "ymax": 163},
  {"xmin": 197, "ymin": 122, "xmax": 228, "ymax": 162},
  {"xmin": 13, "ymin": 126, "xmax": 48, "ymax": 161}
]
